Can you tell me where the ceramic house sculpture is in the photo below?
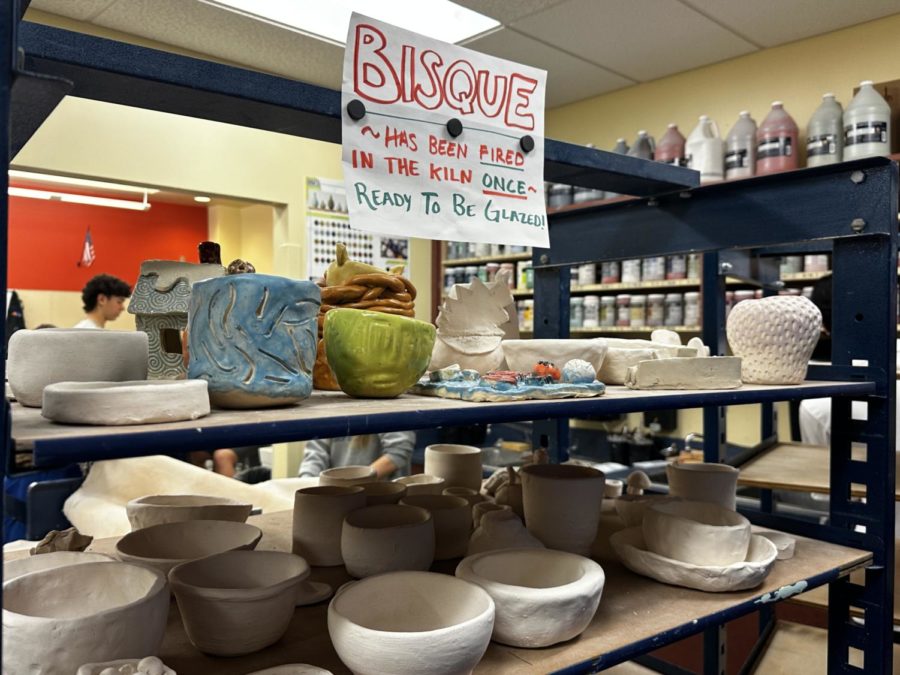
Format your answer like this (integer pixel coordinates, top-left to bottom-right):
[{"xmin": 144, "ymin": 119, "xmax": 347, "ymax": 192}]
[{"xmin": 128, "ymin": 260, "xmax": 225, "ymax": 379}]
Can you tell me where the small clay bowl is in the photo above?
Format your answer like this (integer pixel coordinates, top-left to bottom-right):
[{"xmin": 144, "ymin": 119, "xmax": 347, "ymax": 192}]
[
  {"xmin": 341, "ymin": 504, "xmax": 435, "ymax": 578},
  {"xmin": 116, "ymin": 519, "xmax": 262, "ymax": 576},
  {"xmin": 169, "ymin": 550, "xmax": 309, "ymax": 656},
  {"xmin": 126, "ymin": 494, "xmax": 252, "ymax": 531},
  {"xmin": 359, "ymin": 481, "xmax": 407, "ymax": 506},
  {"xmin": 642, "ymin": 500, "xmax": 750, "ymax": 566},
  {"xmin": 393, "ymin": 474, "xmax": 446, "ymax": 496},
  {"xmin": 319, "ymin": 465, "xmax": 377, "ymax": 487}
]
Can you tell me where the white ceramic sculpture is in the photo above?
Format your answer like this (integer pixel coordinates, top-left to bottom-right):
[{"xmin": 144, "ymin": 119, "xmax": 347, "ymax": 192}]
[
  {"xmin": 667, "ymin": 462, "xmax": 739, "ymax": 510},
  {"xmin": 502, "ymin": 338, "xmax": 609, "ymax": 373},
  {"xmin": 8, "ymin": 329, "xmax": 149, "ymax": 407},
  {"xmin": 341, "ymin": 504, "xmax": 435, "ymax": 577},
  {"xmin": 115, "ymin": 519, "xmax": 262, "ymax": 575},
  {"xmin": 424, "ymin": 444, "xmax": 483, "ymax": 492},
  {"xmin": 643, "ymin": 500, "xmax": 751, "ymax": 566},
  {"xmin": 430, "ymin": 274, "xmax": 515, "ymax": 374},
  {"xmin": 359, "ymin": 481, "xmax": 407, "ymax": 505},
  {"xmin": 328, "ymin": 571, "xmax": 495, "ymax": 675},
  {"xmin": 126, "ymin": 494, "xmax": 252, "ymax": 531},
  {"xmin": 624, "ymin": 356, "xmax": 742, "ymax": 390},
  {"xmin": 2, "ymin": 562, "xmax": 168, "ymax": 675},
  {"xmin": 467, "ymin": 509, "xmax": 544, "ymax": 556},
  {"xmin": 292, "ymin": 486, "xmax": 366, "ymax": 566},
  {"xmin": 726, "ymin": 295, "xmax": 822, "ymax": 384},
  {"xmin": 611, "ymin": 527, "xmax": 777, "ymax": 592},
  {"xmin": 318, "ymin": 465, "xmax": 377, "ymax": 487},
  {"xmin": 400, "ymin": 494, "xmax": 471, "ymax": 560},
  {"xmin": 76, "ymin": 656, "xmax": 175, "ymax": 675},
  {"xmin": 758, "ymin": 530, "xmax": 797, "ymax": 560},
  {"xmin": 456, "ymin": 547, "xmax": 604, "ymax": 647},
  {"xmin": 4, "ymin": 550, "xmax": 112, "ymax": 581},
  {"xmin": 168, "ymin": 550, "xmax": 309, "ymax": 656},
  {"xmin": 520, "ymin": 463, "xmax": 605, "ymax": 555},
  {"xmin": 472, "ymin": 501, "xmax": 512, "ymax": 527},
  {"xmin": 494, "ymin": 467, "xmax": 525, "ymax": 520},
  {"xmin": 41, "ymin": 380, "xmax": 210, "ymax": 425},
  {"xmin": 443, "ymin": 486, "xmax": 486, "ymax": 507},
  {"xmin": 393, "ymin": 473, "xmax": 446, "ymax": 495}
]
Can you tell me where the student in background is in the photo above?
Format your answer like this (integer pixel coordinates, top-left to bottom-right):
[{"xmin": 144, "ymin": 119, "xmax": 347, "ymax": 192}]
[
  {"xmin": 299, "ymin": 432, "xmax": 415, "ymax": 480},
  {"xmin": 75, "ymin": 274, "xmax": 131, "ymax": 329}
]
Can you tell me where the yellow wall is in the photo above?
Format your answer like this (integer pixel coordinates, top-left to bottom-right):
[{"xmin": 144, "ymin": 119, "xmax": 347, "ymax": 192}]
[
  {"xmin": 208, "ymin": 204, "xmax": 276, "ymax": 274},
  {"xmin": 16, "ymin": 289, "xmax": 137, "ymax": 331}
]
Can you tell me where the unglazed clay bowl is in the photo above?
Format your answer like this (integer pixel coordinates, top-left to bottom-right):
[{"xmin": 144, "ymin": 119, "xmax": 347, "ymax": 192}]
[
  {"xmin": 393, "ymin": 473, "xmax": 446, "ymax": 496},
  {"xmin": 341, "ymin": 504, "xmax": 435, "ymax": 578},
  {"xmin": 126, "ymin": 494, "xmax": 252, "ymax": 531},
  {"xmin": 400, "ymin": 494, "xmax": 471, "ymax": 560},
  {"xmin": 424, "ymin": 444, "xmax": 483, "ymax": 492},
  {"xmin": 4, "ymin": 551, "xmax": 113, "ymax": 582},
  {"xmin": 319, "ymin": 465, "xmax": 377, "ymax": 487},
  {"xmin": 614, "ymin": 494, "xmax": 681, "ymax": 527},
  {"xmin": 324, "ymin": 308, "xmax": 436, "ymax": 398},
  {"xmin": 7, "ymin": 329, "xmax": 149, "ymax": 407},
  {"xmin": 643, "ymin": 500, "xmax": 751, "ymax": 566},
  {"xmin": 456, "ymin": 547, "xmax": 605, "ymax": 648},
  {"xmin": 328, "ymin": 571, "xmax": 495, "ymax": 675},
  {"xmin": 2, "ymin": 561, "xmax": 168, "ymax": 675},
  {"xmin": 360, "ymin": 481, "xmax": 407, "ymax": 505},
  {"xmin": 76, "ymin": 657, "xmax": 175, "ymax": 675},
  {"xmin": 169, "ymin": 550, "xmax": 308, "ymax": 656},
  {"xmin": 115, "ymin": 519, "xmax": 262, "ymax": 575}
]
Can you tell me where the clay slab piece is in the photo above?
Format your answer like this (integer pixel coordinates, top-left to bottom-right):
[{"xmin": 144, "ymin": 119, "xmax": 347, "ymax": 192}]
[
  {"xmin": 8, "ymin": 329, "xmax": 149, "ymax": 407},
  {"xmin": 41, "ymin": 379, "xmax": 210, "ymax": 425},
  {"xmin": 757, "ymin": 530, "xmax": 797, "ymax": 560},
  {"xmin": 400, "ymin": 495, "xmax": 471, "ymax": 560},
  {"xmin": 115, "ymin": 519, "xmax": 262, "ymax": 575},
  {"xmin": 624, "ymin": 356, "xmax": 742, "ymax": 390},
  {"xmin": 169, "ymin": 550, "xmax": 309, "ymax": 656},
  {"xmin": 614, "ymin": 494, "xmax": 681, "ymax": 527},
  {"xmin": 501, "ymin": 338, "xmax": 608, "ymax": 372},
  {"xmin": 610, "ymin": 527, "xmax": 777, "ymax": 592},
  {"xmin": 424, "ymin": 444, "xmax": 483, "ymax": 492},
  {"xmin": 4, "ymin": 550, "xmax": 112, "ymax": 582},
  {"xmin": 456, "ymin": 547, "xmax": 605, "ymax": 648},
  {"xmin": 247, "ymin": 667, "xmax": 334, "ymax": 675},
  {"xmin": 341, "ymin": 504, "xmax": 435, "ymax": 577},
  {"xmin": 393, "ymin": 473, "xmax": 446, "ymax": 496},
  {"xmin": 643, "ymin": 500, "xmax": 751, "ymax": 566},
  {"xmin": 319, "ymin": 465, "xmax": 377, "ymax": 487},
  {"xmin": 667, "ymin": 462, "xmax": 739, "ymax": 510},
  {"xmin": 126, "ymin": 494, "xmax": 252, "ymax": 531},
  {"xmin": 597, "ymin": 348, "xmax": 657, "ymax": 385},
  {"xmin": 328, "ymin": 571, "xmax": 495, "ymax": 675},
  {"xmin": 2, "ymin": 561, "xmax": 168, "ymax": 675},
  {"xmin": 76, "ymin": 656, "xmax": 175, "ymax": 675}
]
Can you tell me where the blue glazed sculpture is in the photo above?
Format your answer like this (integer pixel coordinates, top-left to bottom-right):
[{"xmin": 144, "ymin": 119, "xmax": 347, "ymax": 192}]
[{"xmin": 187, "ymin": 274, "xmax": 321, "ymax": 408}]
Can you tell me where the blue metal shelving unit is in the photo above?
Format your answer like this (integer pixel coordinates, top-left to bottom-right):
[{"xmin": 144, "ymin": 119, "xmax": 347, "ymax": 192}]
[{"xmin": 3, "ymin": 3, "xmax": 896, "ymax": 672}]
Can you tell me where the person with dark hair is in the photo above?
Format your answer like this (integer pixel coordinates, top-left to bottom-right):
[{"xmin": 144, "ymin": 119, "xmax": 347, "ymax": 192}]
[{"xmin": 75, "ymin": 274, "xmax": 131, "ymax": 329}]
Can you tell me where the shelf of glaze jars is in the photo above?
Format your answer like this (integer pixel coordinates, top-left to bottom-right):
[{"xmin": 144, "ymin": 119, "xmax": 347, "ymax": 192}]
[
  {"xmin": 441, "ymin": 251, "xmax": 532, "ymax": 266},
  {"xmin": 513, "ymin": 278, "xmax": 700, "ymax": 297},
  {"xmin": 519, "ymin": 326, "xmax": 701, "ymax": 336}
]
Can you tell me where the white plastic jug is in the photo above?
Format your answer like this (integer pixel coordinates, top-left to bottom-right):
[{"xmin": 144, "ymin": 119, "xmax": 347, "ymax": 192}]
[
  {"xmin": 686, "ymin": 115, "xmax": 725, "ymax": 183},
  {"xmin": 844, "ymin": 80, "xmax": 891, "ymax": 159}
]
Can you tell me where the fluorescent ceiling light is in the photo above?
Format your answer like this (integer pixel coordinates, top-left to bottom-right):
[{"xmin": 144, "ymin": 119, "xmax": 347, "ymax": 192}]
[
  {"xmin": 200, "ymin": 0, "xmax": 499, "ymax": 45},
  {"xmin": 9, "ymin": 170, "xmax": 159, "ymax": 195},
  {"xmin": 194, "ymin": 196, "xmax": 212, "ymax": 203},
  {"xmin": 9, "ymin": 186, "xmax": 151, "ymax": 211}
]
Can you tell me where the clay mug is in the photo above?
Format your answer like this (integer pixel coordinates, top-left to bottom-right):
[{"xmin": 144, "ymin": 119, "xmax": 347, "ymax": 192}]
[
  {"xmin": 666, "ymin": 462, "xmax": 739, "ymax": 510},
  {"xmin": 424, "ymin": 444, "xmax": 483, "ymax": 492},
  {"xmin": 292, "ymin": 486, "xmax": 365, "ymax": 566},
  {"xmin": 520, "ymin": 464, "xmax": 606, "ymax": 555}
]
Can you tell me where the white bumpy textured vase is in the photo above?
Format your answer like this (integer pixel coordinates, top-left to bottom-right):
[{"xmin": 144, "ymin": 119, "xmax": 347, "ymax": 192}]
[{"xmin": 726, "ymin": 295, "xmax": 822, "ymax": 384}]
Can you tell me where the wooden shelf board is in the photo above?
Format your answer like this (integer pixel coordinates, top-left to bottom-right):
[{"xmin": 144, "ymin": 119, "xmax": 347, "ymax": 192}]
[
  {"xmin": 4, "ymin": 511, "xmax": 869, "ymax": 674},
  {"xmin": 570, "ymin": 326, "xmax": 701, "ymax": 334},
  {"xmin": 441, "ymin": 252, "xmax": 531, "ymax": 266},
  {"xmin": 736, "ymin": 442, "xmax": 900, "ymax": 501}
]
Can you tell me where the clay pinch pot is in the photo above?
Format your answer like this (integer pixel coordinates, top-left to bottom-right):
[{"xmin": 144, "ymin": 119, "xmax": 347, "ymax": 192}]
[
  {"xmin": 126, "ymin": 494, "xmax": 252, "ymax": 531},
  {"xmin": 360, "ymin": 481, "xmax": 407, "ymax": 505},
  {"xmin": 115, "ymin": 519, "xmax": 262, "ymax": 575},
  {"xmin": 456, "ymin": 547, "xmax": 605, "ymax": 648},
  {"xmin": 643, "ymin": 500, "xmax": 751, "ymax": 566},
  {"xmin": 666, "ymin": 461, "xmax": 739, "ymax": 510},
  {"xmin": 341, "ymin": 504, "xmax": 435, "ymax": 578},
  {"xmin": 424, "ymin": 444, "xmax": 484, "ymax": 492},
  {"xmin": 615, "ymin": 494, "xmax": 681, "ymax": 527},
  {"xmin": 7, "ymin": 329, "xmax": 149, "ymax": 407},
  {"xmin": 393, "ymin": 473, "xmax": 446, "ymax": 496},
  {"xmin": 400, "ymin": 494, "xmax": 472, "ymax": 560},
  {"xmin": 2, "ymin": 561, "xmax": 169, "ymax": 675},
  {"xmin": 4, "ymin": 550, "xmax": 113, "ymax": 581},
  {"xmin": 292, "ymin": 486, "xmax": 366, "ymax": 566},
  {"xmin": 319, "ymin": 465, "xmax": 377, "ymax": 487},
  {"xmin": 169, "ymin": 550, "xmax": 309, "ymax": 656},
  {"xmin": 328, "ymin": 571, "xmax": 495, "ymax": 675},
  {"xmin": 520, "ymin": 463, "xmax": 606, "ymax": 556}
]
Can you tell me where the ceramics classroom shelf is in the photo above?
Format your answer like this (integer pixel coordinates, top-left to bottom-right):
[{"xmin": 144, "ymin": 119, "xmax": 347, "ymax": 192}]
[
  {"xmin": 519, "ymin": 327, "xmax": 702, "ymax": 336},
  {"xmin": 2, "ymin": 510, "xmax": 871, "ymax": 675},
  {"xmin": 11, "ymin": 381, "xmax": 876, "ymax": 469},
  {"xmin": 442, "ymin": 252, "xmax": 533, "ymax": 266}
]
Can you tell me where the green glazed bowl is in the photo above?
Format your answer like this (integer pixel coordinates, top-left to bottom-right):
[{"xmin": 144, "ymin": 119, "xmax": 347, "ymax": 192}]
[{"xmin": 324, "ymin": 308, "xmax": 436, "ymax": 398}]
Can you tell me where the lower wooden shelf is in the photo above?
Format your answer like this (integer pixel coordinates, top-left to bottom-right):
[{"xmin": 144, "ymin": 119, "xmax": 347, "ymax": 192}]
[{"xmin": 5, "ymin": 511, "xmax": 869, "ymax": 674}]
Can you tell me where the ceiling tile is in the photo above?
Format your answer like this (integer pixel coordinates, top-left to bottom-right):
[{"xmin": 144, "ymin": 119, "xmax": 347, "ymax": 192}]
[
  {"xmin": 30, "ymin": 0, "xmax": 120, "ymax": 21},
  {"xmin": 466, "ymin": 28, "xmax": 634, "ymax": 107},
  {"xmin": 681, "ymin": 0, "xmax": 900, "ymax": 48},
  {"xmin": 454, "ymin": 0, "xmax": 569, "ymax": 25},
  {"xmin": 512, "ymin": 0, "xmax": 758, "ymax": 82}
]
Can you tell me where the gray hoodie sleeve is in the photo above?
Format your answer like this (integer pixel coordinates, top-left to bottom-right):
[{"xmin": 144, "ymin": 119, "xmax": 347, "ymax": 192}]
[
  {"xmin": 378, "ymin": 431, "xmax": 415, "ymax": 474},
  {"xmin": 298, "ymin": 438, "xmax": 333, "ymax": 477}
]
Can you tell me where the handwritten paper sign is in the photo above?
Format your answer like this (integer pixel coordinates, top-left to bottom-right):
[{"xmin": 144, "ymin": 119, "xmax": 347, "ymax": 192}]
[{"xmin": 341, "ymin": 13, "xmax": 549, "ymax": 248}]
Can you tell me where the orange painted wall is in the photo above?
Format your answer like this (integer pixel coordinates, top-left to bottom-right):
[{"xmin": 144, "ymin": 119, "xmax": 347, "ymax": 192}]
[{"xmin": 8, "ymin": 187, "xmax": 208, "ymax": 292}]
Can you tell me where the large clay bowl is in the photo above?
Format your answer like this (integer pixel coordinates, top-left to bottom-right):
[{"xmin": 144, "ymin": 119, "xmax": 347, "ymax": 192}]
[
  {"xmin": 359, "ymin": 481, "xmax": 407, "ymax": 506},
  {"xmin": 341, "ymin": 504, "xmax": 435, "ymax": 578},
  {"xmin": 4, "ymin": 551, "xmax": 113, "ymax": 582},
  {"xmin": 2, "ymin": 561, "xmax": 168, "ymax": 675},
  {"xmin": 126, "ymin": 494, "xmax": 252, "ymax": 531},
  {"xmin": 319, "ymin": 465, "xmax": 377, "ymax": 487},
  {"xmin": 169, "ymin": 550, "xmax": 309, "ymax": 656},
  {"xmin": 115, "ymin": 519, "xmax": 262, "ymax": 575},
  {"xmin": 643, "ymin": 500, "xmax": 750, "ymax": 566},
  {"xmin": 328, "ymin": 571, "xmax": 495, "ymax": 675},
  {"xmin": 456, "ymin": 548, "xmax": 605, "ymax": 648},
  {"xmin": 424, "ymin": 444, "xmax": 483, "ymax": 492}
]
